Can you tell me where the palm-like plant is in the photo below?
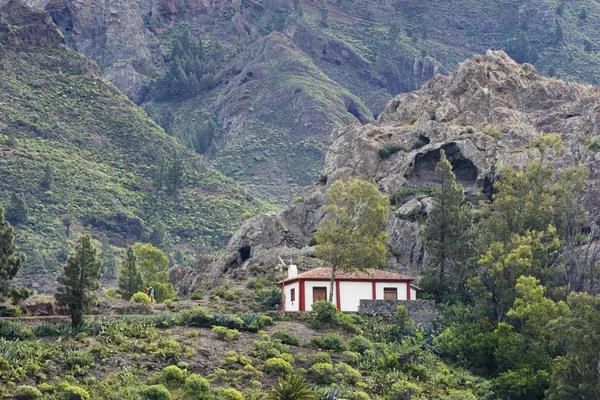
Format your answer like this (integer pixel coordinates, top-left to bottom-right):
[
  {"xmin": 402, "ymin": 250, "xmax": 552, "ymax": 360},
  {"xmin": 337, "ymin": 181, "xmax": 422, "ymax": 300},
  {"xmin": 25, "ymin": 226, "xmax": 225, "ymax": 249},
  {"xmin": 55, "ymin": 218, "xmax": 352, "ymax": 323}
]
[{"xmin": 266, "ymin": 374, "xmax": 318, "ymax": 400}]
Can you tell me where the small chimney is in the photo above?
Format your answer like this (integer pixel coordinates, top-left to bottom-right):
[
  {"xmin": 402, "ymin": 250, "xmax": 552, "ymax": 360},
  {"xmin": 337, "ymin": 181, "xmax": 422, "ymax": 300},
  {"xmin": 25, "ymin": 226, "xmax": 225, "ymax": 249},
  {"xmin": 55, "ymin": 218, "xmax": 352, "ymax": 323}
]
[{"xmin": 288, "ymin": 264, "xmax": 298, "ymax": 279}]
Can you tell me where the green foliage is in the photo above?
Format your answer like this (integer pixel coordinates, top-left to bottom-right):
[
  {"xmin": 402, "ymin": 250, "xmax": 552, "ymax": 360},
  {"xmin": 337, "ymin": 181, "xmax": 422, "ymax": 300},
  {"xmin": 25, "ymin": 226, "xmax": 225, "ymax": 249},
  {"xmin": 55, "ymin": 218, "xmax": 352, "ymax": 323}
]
[
  {"xmin": 311, "ymin": 301, "xmax": 338, "ymax": 324},
  {"xmin": 319, "ymin": 0, "xmax": 329, "ymax": 27},
  {"xmin": 334, "ymin": 362, "xmax": 362, "ymax": 385},
  {"xmin": 212, "ymin": 325, "xmax": 240, "ymax": 341},
  {"xmin": 315, "ymin": 178, "xmax": 389, "ymax": 302},
  {"xmin": 307, "ymin": 363, "xmax": 334, "ymax": 384},
  {"xmin": 181, "ymin": 307, "xmax": 213, "ymax": 327},
  {"xmin": 55, "ymin": 235, "xmax": 102, "ymax": 327},
  {"xmin": 57, "ymin": 384, "xmax": 90, "ymax": 400},
  {"xmin": 1, "ymin": 304, "xmax": 22, "ymax": 317},
  {"xmin": 0, "ymin": 206, "xmax": 24, "ymax": 298},
  {"xmin": 64, "ymin": 349, "xmax": 94, "ymax": 375},
  {"xmin": 5, "ymin": 193, "xmax": 28, "ymax": 226},
  {"xmin": 270, "ymin": 331, "xmax": 300, "ymax": 346},
  {"xmin": 348, "ymin": 335, "xmax": 373, "ymax": 353},
  {"xmin": 117, "ymin": 247, "xmax": 143, "ymax": 300},
  {"xmin": 131, "ymin": 291, "xmax": 151, "ymax": 304},
  {"xmin": 133, "ymin": 243, "xmax": 174, "ymax": 302},
  {"xmin": 264, "ymin": 357, "xmax": 294, "ymax": 376},
  {"xmin": 13, "ymin": 385, "xmax": 42, "ymax": 400},
  {"xmin": 310, "ymin": 334, "xmax": 347, "ymax": 352},
  {"xmin": 9, "ymin": 285, "xmax": 32, "ymax": 305},
  {"xmin": 141, "ymin": 384, "xmax": 171, "ymax": 400},
  {"xmin": 266, "ymin": 374, "xmax": 317, "ymax": 400},
  {"xmin": 158, "ymin": 365, "xmax": 186, "ymax": 389},
  {"xmin": 214, "ymin": 388, "xmax": 244, "ymax": 400},
  {"xmin": 183, "ymin": 374, "xmax": 210, "ymax": 400},
  {"xmin": 254, "ymin": 287, "xmax": 282, "ymax": 309},
  {"xmin": 379, "ymin": 144, "xmax": 408, "ymax": 159},
  {"xmin": 482, "ymin": 125, "xmax": 502, "ymax": 138}
]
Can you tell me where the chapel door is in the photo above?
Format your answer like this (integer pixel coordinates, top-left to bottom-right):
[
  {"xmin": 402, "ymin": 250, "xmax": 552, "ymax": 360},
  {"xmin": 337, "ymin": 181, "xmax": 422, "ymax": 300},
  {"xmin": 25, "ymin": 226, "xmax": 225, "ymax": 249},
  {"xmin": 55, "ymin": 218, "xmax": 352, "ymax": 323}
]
[
  {"xmin": 313, "ymin": 287, "xmax": 327, "ymax": 302},
  {"xmin": 383, "ymin": 287, "xmax": 398, "ymax": 300}
]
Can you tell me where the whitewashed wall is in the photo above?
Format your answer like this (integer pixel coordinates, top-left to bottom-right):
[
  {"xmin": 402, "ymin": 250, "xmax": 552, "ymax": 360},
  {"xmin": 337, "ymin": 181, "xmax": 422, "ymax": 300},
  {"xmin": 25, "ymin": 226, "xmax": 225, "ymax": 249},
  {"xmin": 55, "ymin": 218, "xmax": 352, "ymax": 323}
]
[
  {"xmin": 375, "ymin": 282, "xmax": 410, "ymax": 300},
  {"xmin": 339, "ymin": 281, "xmax": 372, "ymax": 312},
  {"xmin": 410, "ymin": 287, "xmax": 417, "ymax": 300},
  {"xmin": 283, "ymin": 281, "xmax": 299, "ymax": 312}
]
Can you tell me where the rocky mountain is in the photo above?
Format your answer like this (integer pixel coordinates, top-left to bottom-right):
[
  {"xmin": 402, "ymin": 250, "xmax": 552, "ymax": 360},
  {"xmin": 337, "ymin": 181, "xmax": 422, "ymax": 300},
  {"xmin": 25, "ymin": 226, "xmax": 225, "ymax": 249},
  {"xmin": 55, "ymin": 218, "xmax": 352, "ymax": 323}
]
[
  {"xmin": 177, "ymin": 50, "xmax": 600, "ymax": 293},
  {"xmin": 17, "ymin": 0, "xmax": 600, "ymax": 203},
  {"xmin": 0, "ymin": 0, "xmax": 267, "ymax": 289}
]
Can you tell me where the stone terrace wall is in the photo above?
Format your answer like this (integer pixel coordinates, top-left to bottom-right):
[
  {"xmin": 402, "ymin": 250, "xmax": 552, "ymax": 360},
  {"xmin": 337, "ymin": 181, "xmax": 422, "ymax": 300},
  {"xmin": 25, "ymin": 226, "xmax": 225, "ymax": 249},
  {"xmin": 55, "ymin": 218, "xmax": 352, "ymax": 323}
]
[{"xmin": 358, "ymin": 300, "xmax": 437, "ymax": 329}]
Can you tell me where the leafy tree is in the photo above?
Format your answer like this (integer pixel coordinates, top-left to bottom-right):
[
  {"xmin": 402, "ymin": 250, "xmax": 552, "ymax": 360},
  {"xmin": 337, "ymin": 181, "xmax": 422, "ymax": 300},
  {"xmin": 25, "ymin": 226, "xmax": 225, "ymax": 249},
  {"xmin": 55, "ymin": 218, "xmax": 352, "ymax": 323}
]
[
  {"xmin": 55, "ymin": 235, "xmax": 102, "ymax": 327},
  {"xmin": 117, "ymin": 247, "xmax": 143, "ymax": 301},
  {"xmin": 314, "ymin": 178, "xmax": 389, "ymax": 302},
  {"xmin": 6, "ymin": 192, "xmax": 28, "ymax": 225},
  {"xmin": 40, "ymin": 164, "xmax": 54, "ymax": 191},
  {"xmin": 61, "ymin": 214, "xmax": 74, "ymax": 237},
  {"xmin": 133, "ymin": 243, "xmax": 174, "ymax": 302},
  {"xmin": 0, "ymin": 206, "xmax": 24, "ymax": 298},
  {"xmin": 320, "ymin": 0, "xmax": 329, "ymax": 27},
  {"xmin": 421, "ymin": 150, "xmax": 475, "ymax": 298}
]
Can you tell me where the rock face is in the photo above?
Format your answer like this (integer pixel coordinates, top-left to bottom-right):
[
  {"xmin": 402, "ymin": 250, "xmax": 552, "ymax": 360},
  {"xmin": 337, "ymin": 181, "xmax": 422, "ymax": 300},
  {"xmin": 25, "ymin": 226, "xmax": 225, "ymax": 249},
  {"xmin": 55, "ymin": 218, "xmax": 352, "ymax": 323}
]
[
  {"xmin": 179, "ymin": 51, "xmax": 600, "ymax": 293},
  {"xmin": 0, "ymin": 0, "xmax": 64, "ymax": 47}
]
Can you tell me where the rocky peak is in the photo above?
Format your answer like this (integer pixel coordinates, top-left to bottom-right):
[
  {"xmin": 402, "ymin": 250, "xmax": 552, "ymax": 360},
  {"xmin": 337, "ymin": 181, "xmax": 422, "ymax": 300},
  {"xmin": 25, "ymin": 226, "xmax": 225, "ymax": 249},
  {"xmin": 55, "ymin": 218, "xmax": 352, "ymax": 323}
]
[
  {"xmin": 0, "ymin": 0, "xmax": 64, "ymax": 47},
  {"xmin": 177, "ymin": 51, "xmax": 600, "ymax": 295}
]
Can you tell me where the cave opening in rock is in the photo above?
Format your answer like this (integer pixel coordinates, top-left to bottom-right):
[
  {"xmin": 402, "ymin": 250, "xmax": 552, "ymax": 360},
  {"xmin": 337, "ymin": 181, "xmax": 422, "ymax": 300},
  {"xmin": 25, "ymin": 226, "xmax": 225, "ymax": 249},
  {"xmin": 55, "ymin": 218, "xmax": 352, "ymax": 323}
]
[
  {"xmin": 406, "ymin": 143, "xmax": 478, "ymax": 187},
  {"xmin": 239, "ymin": 246, "xmax": 251, "ymax": 262}
]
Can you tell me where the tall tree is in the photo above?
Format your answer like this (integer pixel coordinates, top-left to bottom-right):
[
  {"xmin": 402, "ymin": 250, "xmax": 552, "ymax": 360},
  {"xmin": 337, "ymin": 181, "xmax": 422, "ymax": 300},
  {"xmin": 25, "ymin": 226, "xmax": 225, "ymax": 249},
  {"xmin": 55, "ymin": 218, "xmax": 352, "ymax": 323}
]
[
  {"xmin": 40, "ymin": 164, "xmax": 54, "ymax": 191},
  {"xmin": 553, "ymin": 19, "xmax": 564, "ymax": 45},
  {"xmin": 55, "ymin": 235, "xmax": 102, "ymax": 327},
  {"xmin": 133, "ymin": 243, "xmax": 174, "ymax": 302},
  {"xmin": 0, "ymin": 206, "xmax": 24, "ymax": 298},
  {"xmin": 314, "ymin": 178, "xmax": 389, "ymax": 302},
  {"xmin": 117, "ymin": 247, "xmax": 143, "ymax": 300},
  {"xmin": 61, "ymin": 214, "xmax": 74, "ymax": 237},
  {"xmin": 6, "ymin": 192, "xmax": 28, "ymax": 225},
  {"xmin": 167, "ymin": 155, "xmax": 186, "ymax": 194},
  {"xmin": 421, "ymin": 150, "xmax": 475, "ymax": 296},
  {"xmin": 319, "ymin": 0, "xmax": 329, "ymax": 27}
]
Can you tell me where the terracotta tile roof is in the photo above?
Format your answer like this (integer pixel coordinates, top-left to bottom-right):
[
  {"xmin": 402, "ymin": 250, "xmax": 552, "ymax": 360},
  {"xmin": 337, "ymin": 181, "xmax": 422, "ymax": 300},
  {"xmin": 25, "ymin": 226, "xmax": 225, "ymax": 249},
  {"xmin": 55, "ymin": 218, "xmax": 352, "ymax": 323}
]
[{"xmin": 279, "ymin": 267, "xmax": 413, "ymax": 284}]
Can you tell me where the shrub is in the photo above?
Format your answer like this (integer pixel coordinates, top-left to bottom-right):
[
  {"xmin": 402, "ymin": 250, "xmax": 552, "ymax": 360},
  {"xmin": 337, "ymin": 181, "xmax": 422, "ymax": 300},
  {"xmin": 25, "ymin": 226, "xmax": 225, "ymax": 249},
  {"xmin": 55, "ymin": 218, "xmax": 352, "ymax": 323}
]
[
  {"xmin": 311, "ymin": 352, "xmax": 332, "ymax": 365},
  {"xmin": 310, "ymin": 334, "xmax": 347, "ymax": 352},
  {"xmin": 252, "ymin": 336, "xmax": 290, "ymax": 360},
  {"xmin": 350, "ymin": 391, "xmax": 370, "ymax": 400},
  {"xmin": 158, "ymin": 365, "xmax": 186, "ymax": 389},
  {"xmin": 13, "ymin": 385, "xmax": 43, "ymax": 400},
  {"xmin": 255, "ymin": 287, "xmax": 281, "ymax": 309},
  {"xmin": 141, "ymin": 385, "xmax": 171, "ymax": 400},
  {"xmin": 258, "ymin": 314, "xmax": 274, "ymax": 327},
  {"xmin": 264, "ymin": 357, "xmax": 294, "ymax": 376},
  {"xmin": 379, "ymin": 144, "xmax": 408, "ymax": 159},
  {"xmin": 334, "ymin": 362, "xmax": 362, "ymax": 385},
  {"xmin": 64, "ymin": 350, "xmax": 94, "ymax": 374},
  {"xmin": 104, "ymin": 288, "xmax": 121, "ymax": 299},
  {"xmin": 183, "ymin": 374, "xmax": 209, "ymax": 399},
  {"xmin": 266, "ymin": 374, "xmax": 317, "ymax": 400},
  {"xmin": 1, "ymin": 304, "xmax": 23, "ymax": 317},
  {"xmin": 271, "ymin": 331, "xmax": 300, "ymax": 346},
  {"xmin": 0, "ymin": 321, "xmax": 33, "ymax": 340},
  {"xmin": 131, "ymin": 292, "xmax": 150, "ymax": 304},
  {"xmin": 307, "ymin": 363, "xmax": 334, "ymax": 384},
  {"xmin": 587, "ymin": 136, "xmax": 600, "ymax": 152},
  {"xmin": 341, "ymin": 351, "xmax": 361, "ymax": 365},
  {"xmin": 482, "ymin": 125, "xmax": 501, "ymax": 138},
  {"xmin": 212, "ymin": 313, "xmax": 244, "ymax": 329},
  {"xmin": 390, "ymin": 380, "xmax": 423, "ymax": 400},
  {"xmin": 181, "ymin": 307, "xmax": 212, "ymax": 328},
  {"xmin": 59, "ymin": 385, "xmax": 90, "ymax": 400},
  {"xmin": 348, "ymin": 335, "xmax": 372, "ymax": 353},
  {"xmin": 9, "ymin": 285, "xmax": 33, "ymax": 305},
  {"xmin": 311, "ymin": 301, "xmax": 337, "ymax": 323},
  {"xmin": 215, "ymin": 388, "xmax": 244, "ymax": 400},
  {"xmin": 188, "ymin": 288, "xmax": 203, "ymax": 300},
  {"xmin": 212, "ymin": 326, "xmax": 240, "ymax": 341},
  {"xmin": 153, "ymin": 337, "xmax": 182, "ymax": 361},
  {"xmin": 34, "ymin": 322, "xmax": 60, "ymax": 337}
]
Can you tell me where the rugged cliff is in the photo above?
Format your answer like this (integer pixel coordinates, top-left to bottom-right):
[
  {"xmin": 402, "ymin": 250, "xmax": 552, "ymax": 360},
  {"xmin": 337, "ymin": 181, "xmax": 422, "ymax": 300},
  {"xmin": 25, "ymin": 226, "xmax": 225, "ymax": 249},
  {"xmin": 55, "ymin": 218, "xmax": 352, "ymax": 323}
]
[{"xmin": 178, "ymin": 50, "xmax": 600, "ymax": 293}]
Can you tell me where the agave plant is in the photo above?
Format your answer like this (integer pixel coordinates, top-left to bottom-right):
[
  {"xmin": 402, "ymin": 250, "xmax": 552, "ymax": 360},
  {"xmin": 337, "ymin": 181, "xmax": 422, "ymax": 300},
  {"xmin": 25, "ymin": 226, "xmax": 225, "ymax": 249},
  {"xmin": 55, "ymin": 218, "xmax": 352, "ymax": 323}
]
[{"xmin": 266, "ymin": 374, "xmax": 318, "ymax": 400}]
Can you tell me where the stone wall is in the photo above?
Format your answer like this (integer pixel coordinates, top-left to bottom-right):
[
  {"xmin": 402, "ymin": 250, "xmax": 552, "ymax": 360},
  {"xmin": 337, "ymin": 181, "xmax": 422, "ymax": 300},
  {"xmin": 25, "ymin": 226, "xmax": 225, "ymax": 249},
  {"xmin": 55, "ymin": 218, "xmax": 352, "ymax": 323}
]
[{"xmin": 358, "ymin": 299, "xmax": 437, "ymax": 329}]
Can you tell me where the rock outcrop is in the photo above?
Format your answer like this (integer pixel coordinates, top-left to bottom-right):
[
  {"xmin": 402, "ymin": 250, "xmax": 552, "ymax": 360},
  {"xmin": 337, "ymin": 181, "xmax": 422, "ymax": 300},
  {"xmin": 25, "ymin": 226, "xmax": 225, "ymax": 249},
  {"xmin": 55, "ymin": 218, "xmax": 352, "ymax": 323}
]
[{"xmin": 178, "ymin": 51, "xmax": 600, "ymax": 294}]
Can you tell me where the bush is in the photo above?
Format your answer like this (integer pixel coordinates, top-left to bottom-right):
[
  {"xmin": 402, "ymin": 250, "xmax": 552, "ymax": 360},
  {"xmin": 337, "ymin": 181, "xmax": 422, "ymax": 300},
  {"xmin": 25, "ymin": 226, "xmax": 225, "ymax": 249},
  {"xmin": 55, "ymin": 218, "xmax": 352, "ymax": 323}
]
[
  {"xmin": 255, "ymin": 287, "xmax": 282, "ymax": 309},
  {"xmin": 59, "ymin": 385, "xmax": 90, "ymax": 400},
  {"xmin": 141, "ymin": 385, "xmax": 171, "ymax": 400},
  {"xmin": 264, "ymin": 357, "xmax": 294, "ymax": 376},
  {"xmin": 334, "ymin": 362, "xmax": 362, "ymax": 385},
  {"xmin": 341, "ymin": 351, "xmax": 361, "ymax": 365},
  {"xmin": 348, "ymin": 335, "xmax": 372, "ymax": 353},
  {"xmin": 34, "ymin": 323, "xmax": 60, "ymax": 337},
  {"xmin": 311, "ymin": 301, "xmax": 337, "ymax": 323},
  {"xmin": 13, "ymin": 385, "xmax": 43, "ymax": 400},
  {"xmin": 271, "ymin": 331, "xmax": 300, "ymax": 346},
  {"xmin": 158, "ymin": 365, "xmax": 186, "ymax": 389},
  {"xmin": 350, "ymin": 391, "xmax": 370, "ymax": 400},
  {"xmin": 64, "ymin": 350, "xmax": 94, "ymax": 374},
  {"xmin": 9, "ymin": 285, "xmax": 33, "ymax": 305},
  {"xmin": 215, "ymin": 388, "xmax": 244, "ymax": 400},
  {"xmin": 0, "ymin": 321, "xmax": 33, "ymax": 340},
  {"xmin": 390, "ymin": 380, "xmax": 423, "ymax": 400},
  {"xmin": 212, "ymin": 313, "xmax": 244, "ymax": 329},
  {"xmin": 104, "ymin": 288, "xmax": 121, "ymax": 299},
  {"xmin": 181, "ymin": 307, "xmax": 212, "ymax": 327},
  {"xmin": 311, "ymin": 352, "xmax": 332, "ymax": 365},
  {"xmin": 183, "ymin": 374, "xmax": 210, "ymax": 399},
  {"xmin": 131, "ymin": 292, "xmax": 151, "ymax": 304},
  {"xmin": 266, "ymin": 374, "xmax": 317, "ymax": 400},
  {"xmin": 482, "ymin": 125, "xmax": 501, "ymax": 138},
  {"xmin": 310, "ymin": 334, "xmax": 347, "ymax": 352},
  {"xmin": 307, "ymin": 363, "xmax": 334, "ymax": 384},
  {"xmin": 252, "ymin": 336, "xmax": 290, "ymax": 360},
  {"xmin": 188, "ymin": 288, "xmax": 203, "ymax": 300},
  {"xmin": 379, "ymin": 144, "xmax": 408, "ymax": 159},
  {"xmin": 212, "ymin": 326, "xmax": 240, "ymax": 341},
  {"xmin": 1, "ymin": 304, "xmax": 23, "ymax": 317}
]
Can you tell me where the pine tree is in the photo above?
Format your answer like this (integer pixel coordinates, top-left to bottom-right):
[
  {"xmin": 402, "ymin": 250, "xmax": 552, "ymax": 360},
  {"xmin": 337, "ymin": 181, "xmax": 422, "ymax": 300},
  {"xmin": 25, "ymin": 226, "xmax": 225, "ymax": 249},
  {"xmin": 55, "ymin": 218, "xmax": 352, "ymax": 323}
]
[
  {"xmin": 117, "ymin": 247, "xmax": 143, "ymax": 301},
  {"xmin": 320, "ymin": 0, "xmax": 329, "ymax": 27},
  {"xmin": 100, "ymin": 235, "xmax": 117, "ymax": 281},
  {"xmin": 167, "ymin": 155, "xmax": 186, "ymax": 194},
  {"xmin": 55, "ymin": 235, "xmax": 102, "ymax": 327},
  {"xmin": 61, "ymin": 214, "xmax": 73, "ymax": 237},
  {"xmin": 421, "ymin": 150, "xmax": 475, "ymax": 297},
  {"xmin": 293, "ymin": 0, "xmax": 303, "ymax": 16},
  {"xmin": 40, "ymin": 164, "xmax": 54, "ymax": 191},
  {"xmin": 149, "ymin": 221, "xmax": 168, "ymax": 248},
  {"xmin": 0, "ymin": 206, "xmax": 24, "ymax": 298},
  {"xmin": 6, "ymin": 193, "xmax": 28, "ymax": 225},
  {"xmin": 554, "ymin": 19, "xmax": 563, "ymax": 45}
]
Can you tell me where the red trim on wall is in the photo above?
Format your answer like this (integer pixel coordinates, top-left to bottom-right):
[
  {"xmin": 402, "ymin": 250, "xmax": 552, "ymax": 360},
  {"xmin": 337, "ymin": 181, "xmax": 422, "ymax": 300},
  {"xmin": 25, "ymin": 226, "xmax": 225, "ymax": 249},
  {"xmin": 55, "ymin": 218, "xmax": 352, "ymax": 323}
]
[
  {"xmin": 407, "ymin": 282, "xmax": 411, "ymax": 300},
  {"xmin": 335, "ymin": 281, "xmax": 341, "ymax": 311},
  {"xmin": 372, "ymin": 281, "xmax": 377, "ymax": 299},
  {"xmin": 299, "ymin": 280, "xmax": 305, "ymax": 311}
]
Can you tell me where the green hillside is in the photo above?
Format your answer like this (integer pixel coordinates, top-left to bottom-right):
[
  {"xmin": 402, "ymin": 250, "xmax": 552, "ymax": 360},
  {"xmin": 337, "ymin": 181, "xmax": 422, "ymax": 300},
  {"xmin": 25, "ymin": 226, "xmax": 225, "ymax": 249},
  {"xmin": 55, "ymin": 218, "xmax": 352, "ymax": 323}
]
[{"xmin": 0, "ymin": 4, "xmax": 268, "ymax": 287}]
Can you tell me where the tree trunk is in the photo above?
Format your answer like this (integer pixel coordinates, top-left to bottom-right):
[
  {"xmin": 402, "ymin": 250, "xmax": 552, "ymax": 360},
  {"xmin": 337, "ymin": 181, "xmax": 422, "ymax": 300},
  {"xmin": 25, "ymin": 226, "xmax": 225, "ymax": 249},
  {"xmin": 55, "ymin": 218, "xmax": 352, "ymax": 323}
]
[{"xmin": 328, "ymin": 264, "xmax": 337, "ymax": 303}]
